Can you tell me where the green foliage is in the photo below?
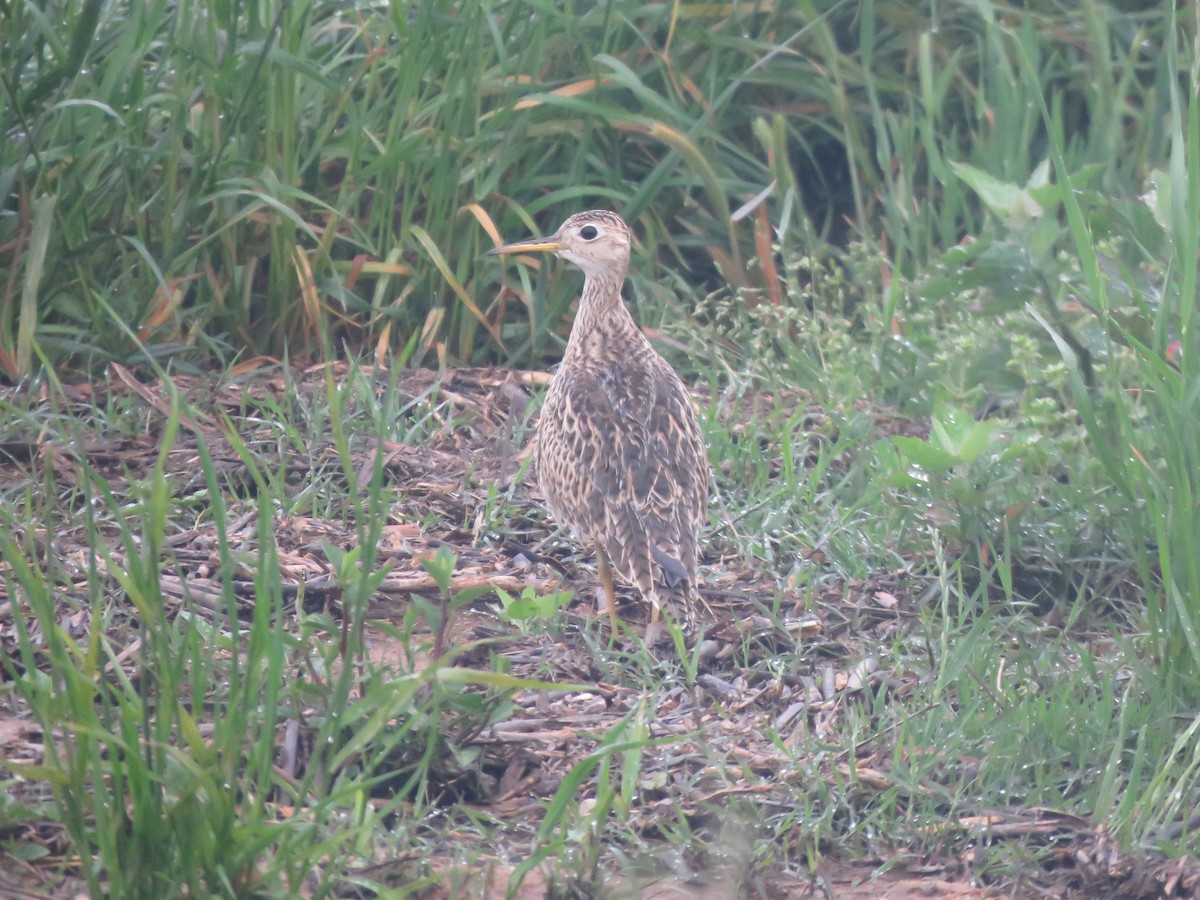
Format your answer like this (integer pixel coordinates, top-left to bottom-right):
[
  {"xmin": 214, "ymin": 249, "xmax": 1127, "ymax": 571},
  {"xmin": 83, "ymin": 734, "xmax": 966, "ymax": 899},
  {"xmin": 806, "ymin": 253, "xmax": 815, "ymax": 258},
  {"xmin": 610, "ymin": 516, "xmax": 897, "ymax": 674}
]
[
  {"xmin": 1020, "ymin": 0, "xmax": 1200, "ymax": 752},
  {"xmin": 492, "ymin": 584, "xmax": 575, "ymax": 634},
  {"xmin": 2, "ymin": 421, "xmax": 297, "ymax": 897},
  {"xmin": 888, "ymin": 405, "xmax": 1034, "ymax": 583},
  {"xmin": 416, "ymin": 545, "xmax": 492, "ymax": 657},
  {"xmin": 1, "ymin": 0, "xmax": 1181, "ymax": 374},
  {"xmin": 0, "ymin": 375, "xmax": 580, "ymax": 896}
]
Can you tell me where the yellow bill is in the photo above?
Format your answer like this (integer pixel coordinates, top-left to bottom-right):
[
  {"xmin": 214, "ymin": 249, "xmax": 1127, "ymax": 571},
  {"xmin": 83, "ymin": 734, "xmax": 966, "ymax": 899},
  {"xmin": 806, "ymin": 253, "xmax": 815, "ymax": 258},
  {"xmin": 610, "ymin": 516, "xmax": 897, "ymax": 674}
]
[{"xmin": 487, "ymin": 235, "xmax": 563, "ymax": 256}]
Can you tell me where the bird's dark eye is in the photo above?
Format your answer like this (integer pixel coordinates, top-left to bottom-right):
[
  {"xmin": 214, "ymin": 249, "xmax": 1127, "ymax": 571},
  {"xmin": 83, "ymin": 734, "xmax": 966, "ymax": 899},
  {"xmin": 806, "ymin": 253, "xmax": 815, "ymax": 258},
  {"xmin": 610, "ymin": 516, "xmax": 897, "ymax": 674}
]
[{"xmin": 579, "ymin": 225, "xmax": 599, "ymax": 240}]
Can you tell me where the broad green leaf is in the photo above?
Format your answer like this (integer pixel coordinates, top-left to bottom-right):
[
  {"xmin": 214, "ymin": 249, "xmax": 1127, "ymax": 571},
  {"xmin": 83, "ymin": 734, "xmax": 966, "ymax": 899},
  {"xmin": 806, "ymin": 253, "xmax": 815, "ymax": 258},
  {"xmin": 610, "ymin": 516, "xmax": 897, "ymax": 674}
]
[
  {"xmin": 950, "ymin": 160, "xmax": 1043, "ymax": 223},
  {"xmin": 929, "ymin": 406, "xmax": 996, "ymax": 464},
  {"xmin": 891, "ymin": 436, "xmax": 959, "ymax": 473}
]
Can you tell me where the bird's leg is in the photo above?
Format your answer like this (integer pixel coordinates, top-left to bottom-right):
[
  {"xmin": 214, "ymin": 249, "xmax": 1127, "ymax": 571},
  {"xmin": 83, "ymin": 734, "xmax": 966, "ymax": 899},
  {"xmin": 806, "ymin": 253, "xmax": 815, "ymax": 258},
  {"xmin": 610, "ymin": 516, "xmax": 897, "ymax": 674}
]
[
  {"xmin": 597, "ymin": 549, "xmax": 618, "ymax": 631},
  {"xmin": 645, "ymin": 602, "xmax": 663, "ymax": 647}
]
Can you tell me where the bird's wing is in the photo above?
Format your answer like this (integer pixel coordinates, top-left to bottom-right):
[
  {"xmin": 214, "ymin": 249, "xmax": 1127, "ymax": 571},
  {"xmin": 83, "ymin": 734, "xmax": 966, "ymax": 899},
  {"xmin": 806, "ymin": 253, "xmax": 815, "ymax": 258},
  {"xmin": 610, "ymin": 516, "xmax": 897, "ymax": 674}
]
[{"xmin": 556, "ymin": 362, "xmax": 708, "ymax": 588}]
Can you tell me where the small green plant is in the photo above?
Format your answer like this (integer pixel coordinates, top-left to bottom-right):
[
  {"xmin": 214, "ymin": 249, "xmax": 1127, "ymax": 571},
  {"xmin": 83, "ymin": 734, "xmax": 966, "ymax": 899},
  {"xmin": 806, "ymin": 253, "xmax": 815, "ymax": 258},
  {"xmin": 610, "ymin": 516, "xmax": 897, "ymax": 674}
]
[
  {"xmin": 416, "ymin": 545, "xmax": 492, "ymax": 659},
  {"xmin": 887, "ymin": 404, "xmax": 1036, "ymax": 591},
  {"xmin": 491, "ymin": 585, "xmax": 575, "ymax": 634}
]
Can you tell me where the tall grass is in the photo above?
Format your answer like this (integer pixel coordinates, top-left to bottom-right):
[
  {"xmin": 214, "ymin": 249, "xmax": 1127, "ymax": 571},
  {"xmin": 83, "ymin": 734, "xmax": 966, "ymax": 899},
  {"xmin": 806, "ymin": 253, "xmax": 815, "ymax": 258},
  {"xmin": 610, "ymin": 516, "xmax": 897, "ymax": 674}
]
[
  {"xmin": 1016, "ymin": 6, "xmax": 1200, "ymax": 842},
  {"xmin": 1, "ymin": 1, "xmax": 1179, "ymax": 373},
  {"xmin": 2, "ymin": 401, "xmax": 299, "ymax": 897}
]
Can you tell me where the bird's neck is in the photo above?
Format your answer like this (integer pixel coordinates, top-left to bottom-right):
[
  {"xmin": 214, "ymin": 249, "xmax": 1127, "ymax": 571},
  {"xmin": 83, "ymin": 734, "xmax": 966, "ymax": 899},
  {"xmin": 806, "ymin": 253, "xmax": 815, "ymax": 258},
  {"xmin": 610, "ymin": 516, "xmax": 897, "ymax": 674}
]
[{"xmin": 563, "ymin": 267, "xmax": 644, "ymax": 359}]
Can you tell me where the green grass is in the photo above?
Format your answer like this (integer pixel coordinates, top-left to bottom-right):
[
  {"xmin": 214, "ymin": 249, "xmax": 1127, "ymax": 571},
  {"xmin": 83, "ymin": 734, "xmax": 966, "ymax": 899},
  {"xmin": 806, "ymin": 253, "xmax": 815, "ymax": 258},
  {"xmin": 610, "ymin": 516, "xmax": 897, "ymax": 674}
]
[
  {"xmin": 2, "ymin": 1, "xmax": 1181, "ymax": 371},
  {"xmin": 2, "ymin": 0, "xmax": 1199, "ymax": 896}
]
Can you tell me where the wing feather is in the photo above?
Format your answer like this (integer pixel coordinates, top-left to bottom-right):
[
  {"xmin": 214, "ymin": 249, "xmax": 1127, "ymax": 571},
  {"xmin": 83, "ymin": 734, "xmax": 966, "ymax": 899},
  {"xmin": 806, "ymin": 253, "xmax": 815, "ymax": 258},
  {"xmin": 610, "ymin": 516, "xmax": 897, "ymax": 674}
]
[{"xmin": 536, "ymin": 357, "xmax": 708, "ymax": 610}]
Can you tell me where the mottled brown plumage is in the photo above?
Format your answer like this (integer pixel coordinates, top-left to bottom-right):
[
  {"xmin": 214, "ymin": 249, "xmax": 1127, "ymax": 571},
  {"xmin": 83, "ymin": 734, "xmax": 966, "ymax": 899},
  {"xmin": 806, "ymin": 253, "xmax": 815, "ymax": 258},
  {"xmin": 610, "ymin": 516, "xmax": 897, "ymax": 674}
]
[{"xmin": 488, "ymin": 211, "xmax": 709, "ymax": 638}]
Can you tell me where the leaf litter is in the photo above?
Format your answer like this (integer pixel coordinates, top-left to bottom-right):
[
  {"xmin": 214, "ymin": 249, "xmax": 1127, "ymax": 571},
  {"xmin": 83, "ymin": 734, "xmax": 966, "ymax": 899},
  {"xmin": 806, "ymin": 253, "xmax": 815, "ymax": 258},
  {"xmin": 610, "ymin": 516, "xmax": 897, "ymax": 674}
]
[{"xmin": 0, "ymin": 365, "xmax": 1197, "ymax": 898}]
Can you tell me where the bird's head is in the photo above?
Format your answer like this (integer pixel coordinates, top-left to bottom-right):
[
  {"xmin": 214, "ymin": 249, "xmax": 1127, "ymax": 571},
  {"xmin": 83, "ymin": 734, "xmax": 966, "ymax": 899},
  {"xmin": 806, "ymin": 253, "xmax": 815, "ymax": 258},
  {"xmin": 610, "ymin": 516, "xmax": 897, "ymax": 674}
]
[{"xmin": 488, "ymin": 210, "xmax": 631, "ymax": 279}]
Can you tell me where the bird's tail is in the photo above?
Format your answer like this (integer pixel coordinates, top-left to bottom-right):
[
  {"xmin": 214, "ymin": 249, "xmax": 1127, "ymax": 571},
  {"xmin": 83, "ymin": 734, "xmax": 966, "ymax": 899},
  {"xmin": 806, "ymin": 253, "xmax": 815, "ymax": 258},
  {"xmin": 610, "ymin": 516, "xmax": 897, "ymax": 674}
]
[{"xmin": 650, "ymin": 543, "xmax": 700, "ymax": 629}]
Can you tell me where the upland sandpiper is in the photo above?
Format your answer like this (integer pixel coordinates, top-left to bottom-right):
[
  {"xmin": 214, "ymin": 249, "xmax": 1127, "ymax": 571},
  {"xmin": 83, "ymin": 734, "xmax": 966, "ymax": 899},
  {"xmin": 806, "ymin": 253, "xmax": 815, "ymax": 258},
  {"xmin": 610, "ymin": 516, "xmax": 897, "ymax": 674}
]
[{"xmin": 489, "ymin": 210, "xmax": 709, "ymax": 640}]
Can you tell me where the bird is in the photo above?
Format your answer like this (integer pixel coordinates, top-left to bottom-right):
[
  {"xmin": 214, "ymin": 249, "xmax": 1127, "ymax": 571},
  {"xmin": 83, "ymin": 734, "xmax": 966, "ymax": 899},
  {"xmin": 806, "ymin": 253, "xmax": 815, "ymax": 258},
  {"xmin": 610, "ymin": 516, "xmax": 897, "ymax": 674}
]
[{"xmin": 488, "ymin": 210, "xmax": 710, "ymax": 641}]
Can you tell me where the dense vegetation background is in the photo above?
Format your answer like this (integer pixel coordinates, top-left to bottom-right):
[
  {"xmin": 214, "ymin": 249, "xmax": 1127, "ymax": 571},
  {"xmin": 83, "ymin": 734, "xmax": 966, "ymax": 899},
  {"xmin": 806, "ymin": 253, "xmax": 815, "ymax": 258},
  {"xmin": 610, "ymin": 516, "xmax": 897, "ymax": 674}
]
[{"xmin": 2, "ymin": 0, "xmax": 1199, "ymax": 896}]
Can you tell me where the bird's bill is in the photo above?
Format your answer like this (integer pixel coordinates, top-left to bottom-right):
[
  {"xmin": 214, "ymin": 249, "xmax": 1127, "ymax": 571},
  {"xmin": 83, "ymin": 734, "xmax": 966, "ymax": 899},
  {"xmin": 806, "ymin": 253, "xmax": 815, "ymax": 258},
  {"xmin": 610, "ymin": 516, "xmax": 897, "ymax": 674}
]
[{"xmin": 486, "ymin": 235, "xmax": 563, "ymax": 256}]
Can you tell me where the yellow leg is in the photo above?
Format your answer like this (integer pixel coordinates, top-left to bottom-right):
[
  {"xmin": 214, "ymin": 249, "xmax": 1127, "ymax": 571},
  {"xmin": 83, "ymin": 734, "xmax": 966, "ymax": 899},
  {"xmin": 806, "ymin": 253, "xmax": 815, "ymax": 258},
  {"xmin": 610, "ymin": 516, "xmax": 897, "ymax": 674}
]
[
  {"xmin": 646, "ymin": 602, "xmax": 662, "ymax": 646},
  {"xmin": 597, "ymin": 549, "xmax": 617, "ymax": 631}
]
